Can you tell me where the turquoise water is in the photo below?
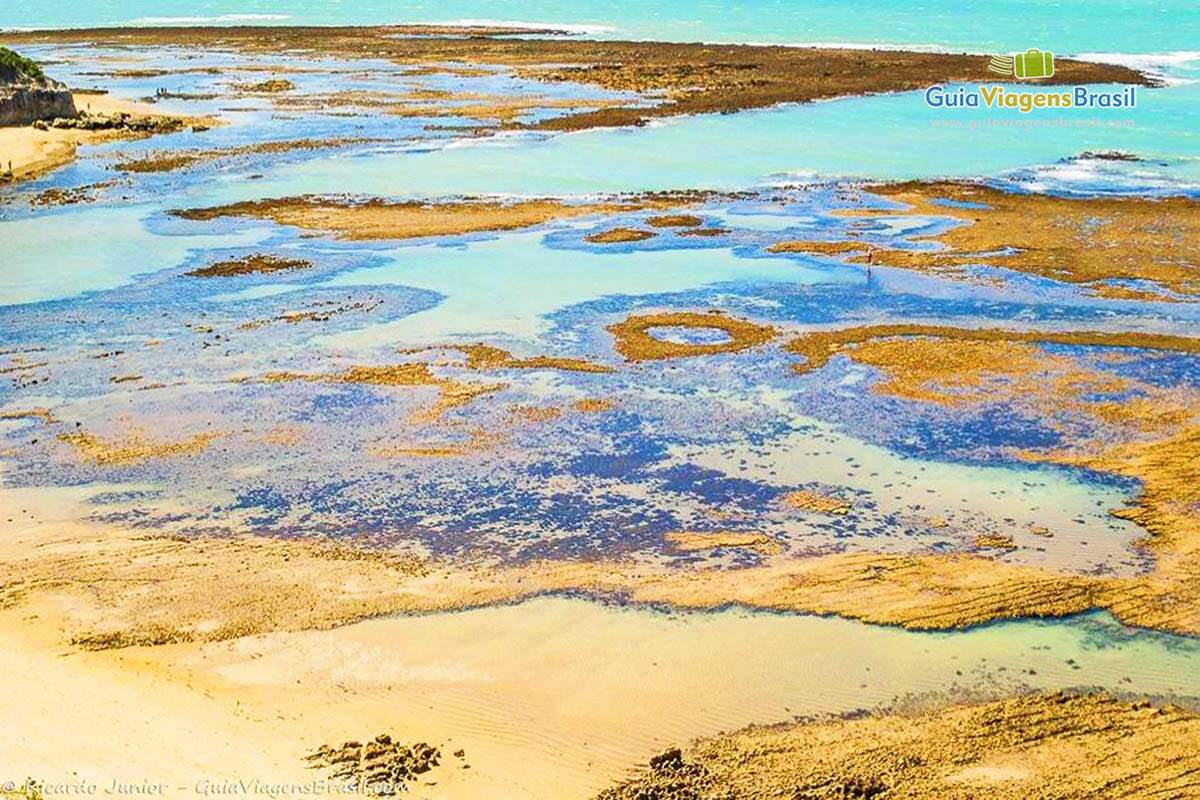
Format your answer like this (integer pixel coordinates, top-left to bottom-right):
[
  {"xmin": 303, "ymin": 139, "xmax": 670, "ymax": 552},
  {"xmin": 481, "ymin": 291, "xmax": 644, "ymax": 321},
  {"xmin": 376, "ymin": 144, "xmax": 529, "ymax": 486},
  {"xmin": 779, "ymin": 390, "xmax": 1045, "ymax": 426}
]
[
  {"xmin": 5, "ymin": 0, "xmax": 1200, "ymax": 55},
  {"xmin": 205, "ymin": 78, "xmax": 1200, "ymax": 200}
]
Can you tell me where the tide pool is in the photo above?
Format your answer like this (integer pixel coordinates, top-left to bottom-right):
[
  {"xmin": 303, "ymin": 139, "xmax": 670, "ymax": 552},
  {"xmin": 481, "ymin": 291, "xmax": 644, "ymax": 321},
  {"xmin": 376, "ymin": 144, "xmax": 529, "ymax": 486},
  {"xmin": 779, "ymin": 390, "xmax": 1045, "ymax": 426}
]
[
  {"xmin": 277, "ymin": 230, "xmax": 854, "ymax": 345},
  {"xmin": 0, "ymin": 205, "xmax": 273, "ymax": 306}
]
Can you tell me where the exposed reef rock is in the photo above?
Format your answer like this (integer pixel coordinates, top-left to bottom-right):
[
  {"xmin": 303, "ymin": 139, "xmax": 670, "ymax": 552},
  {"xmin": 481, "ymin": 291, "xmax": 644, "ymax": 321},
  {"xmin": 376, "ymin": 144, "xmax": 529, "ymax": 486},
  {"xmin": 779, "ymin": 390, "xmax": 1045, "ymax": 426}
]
[
  {"xmin": 33, "ymin": 111, "xmax": 189, "ymax": 134},
  {"xmin": 594, "ymin": 692, "xmax": 1200, "ymax": 800},
  {"xmin": 305, "ymin": 735, "xmax": 442, "ymax": 796}
]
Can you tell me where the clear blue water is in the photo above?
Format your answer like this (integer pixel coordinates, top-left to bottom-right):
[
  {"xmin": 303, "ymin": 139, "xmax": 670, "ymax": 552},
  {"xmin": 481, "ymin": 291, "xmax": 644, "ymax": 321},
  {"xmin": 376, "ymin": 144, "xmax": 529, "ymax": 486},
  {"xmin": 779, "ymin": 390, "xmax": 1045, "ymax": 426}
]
[
  {"xmin": 5, "ymin": 0, "xmax": 1200, "ymax": 55},
  {"xmin": 204, "ymin": 78, "xmax": 1200, "ymax": 200}
]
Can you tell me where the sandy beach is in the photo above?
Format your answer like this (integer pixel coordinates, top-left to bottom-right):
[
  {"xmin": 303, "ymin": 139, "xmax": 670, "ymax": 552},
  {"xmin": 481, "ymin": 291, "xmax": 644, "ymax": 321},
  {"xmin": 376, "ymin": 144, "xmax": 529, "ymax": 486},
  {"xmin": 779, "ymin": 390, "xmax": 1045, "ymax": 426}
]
[{"xmin": 0, "ymin": 92, "xmax": 217, "ymax": 182}]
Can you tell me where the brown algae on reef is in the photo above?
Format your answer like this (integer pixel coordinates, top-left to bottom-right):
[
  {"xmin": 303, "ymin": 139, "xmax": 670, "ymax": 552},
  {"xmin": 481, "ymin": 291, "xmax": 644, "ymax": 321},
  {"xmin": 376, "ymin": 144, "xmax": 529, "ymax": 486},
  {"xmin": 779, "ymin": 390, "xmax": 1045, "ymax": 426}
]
[
  {"xmin": 171, "ymin": 195, "xmax": 695, "ymax": 241},
  {"xmin": 186, "ymin": 253, "xmax": 312, "ymax": 277},
  {"xmin": 455, "ymin": 344, "xmax": 614, "ymax": 374},
  {"xmin": 646, "ymin": 214, "xmax": 703, "ymax": 228},
  {"xmin": 843, "ymin": 182, "xmax": 1200, "ymax": 299},
  {"xmin": 608, "ymin": 311, "xmax": 776, "ymax": 361},
  {"xmin": 0, "ymin": 27, "xmax": 1150, "ymax": 133},
  {"xmin": 584, "ymin": 227, "xmax": 657, "ymax": 243},
  {"xmin": 767, "ymin": 240, "xmax": 877, "ymax": 256},
  {"xmin": 787, "ymin": 325, "xmax": 1200, "ymax": 375}
]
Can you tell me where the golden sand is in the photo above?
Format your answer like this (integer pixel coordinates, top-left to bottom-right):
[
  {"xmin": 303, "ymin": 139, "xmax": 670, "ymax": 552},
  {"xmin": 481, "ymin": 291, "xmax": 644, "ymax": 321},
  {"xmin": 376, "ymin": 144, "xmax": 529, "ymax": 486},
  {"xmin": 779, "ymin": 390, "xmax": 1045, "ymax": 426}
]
[
  {"xmin": 608, "ymin": 311, "xmax": 776, "ymax": 361},
  {"xmin": 596, "ymin": 692, "xmax": 1200, "ymax": 800},
  {"xmin": 664, "ymin": 531, "xmax": 778, "ymax": 553},
  {"xmin": 57, "ymin": 430, "xmax": 223, "ymax": 466},
  {"xmin": 844, "ymin": 182, "xmax": 1200, "ymax": 299},
  {"xmin": 779, "ymin": 489, "xmax": 852, "ymax": 515}
]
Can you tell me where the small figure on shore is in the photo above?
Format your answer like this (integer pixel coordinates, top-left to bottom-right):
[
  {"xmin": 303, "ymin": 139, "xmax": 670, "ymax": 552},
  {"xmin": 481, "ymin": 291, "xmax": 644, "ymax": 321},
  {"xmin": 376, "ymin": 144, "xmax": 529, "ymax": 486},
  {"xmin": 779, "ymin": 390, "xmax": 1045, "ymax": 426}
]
[{"xmin": 866, "ymin": 245, "xmax": 874, "ymax": 278}]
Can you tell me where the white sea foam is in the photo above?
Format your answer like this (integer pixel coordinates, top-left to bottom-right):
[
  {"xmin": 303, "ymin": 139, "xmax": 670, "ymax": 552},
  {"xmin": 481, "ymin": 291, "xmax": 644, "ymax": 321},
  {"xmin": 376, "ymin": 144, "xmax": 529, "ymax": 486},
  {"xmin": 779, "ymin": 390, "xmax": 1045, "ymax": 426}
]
[
  {"xmin": 1072, "ymin": 51, "xmax": 1200, "ymax": 85},
  {"xmin": 130, "ymin": 14, "xmax": 292, "ymax": 25},
  {"xmin": 418, "ymin": 19, "xmax": 617, "ymax": 36},
  {"xmin": 746, "ymin": 40, "xmax": 957, "ymax": 53},
  {"xmin": 1009, "ymin": 157, "xmax": 1200, "ymax": 197}
]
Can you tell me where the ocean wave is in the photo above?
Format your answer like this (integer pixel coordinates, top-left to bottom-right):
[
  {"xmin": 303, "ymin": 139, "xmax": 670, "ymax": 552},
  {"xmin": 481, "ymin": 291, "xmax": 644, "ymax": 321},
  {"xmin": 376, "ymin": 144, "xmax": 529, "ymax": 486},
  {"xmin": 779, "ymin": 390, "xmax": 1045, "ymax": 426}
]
[
  {"xmin": 130, "ymin": 14, "xmax": 292, "ymax": 25},
  {"xmin": 419, "ymin": 19, "xmax": 617, "ymax": 35},
  {"xmin": 1004, "ymin": 155, "xmax": 1200, "ymax": 197},
  {"xmin": 1072, "ymin": 51, "xmax": 1200, "ymax": 85},
  {"xmin": 747, "ymin": 40, "xmax": 957, "ymax": 53}
]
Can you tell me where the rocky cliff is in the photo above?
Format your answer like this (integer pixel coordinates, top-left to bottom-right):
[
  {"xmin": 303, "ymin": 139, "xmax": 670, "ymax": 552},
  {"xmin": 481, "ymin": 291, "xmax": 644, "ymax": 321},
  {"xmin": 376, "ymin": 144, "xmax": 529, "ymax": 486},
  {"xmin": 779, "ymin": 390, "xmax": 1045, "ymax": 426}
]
[{"xmin": 0, "ymin": 46, "xmax": 76, "ymax": 126}]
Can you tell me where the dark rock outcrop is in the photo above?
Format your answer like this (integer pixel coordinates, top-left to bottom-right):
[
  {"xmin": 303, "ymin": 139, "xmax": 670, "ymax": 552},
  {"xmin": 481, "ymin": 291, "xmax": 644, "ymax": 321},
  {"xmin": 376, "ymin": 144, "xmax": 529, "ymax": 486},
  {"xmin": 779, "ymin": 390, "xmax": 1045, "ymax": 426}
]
[
  {"xmin": 0, "ymin": 46, "xmax": 76, "ymax": 126},
  {"xmin": 33, "ymin": 112, "xmax": 186, "ymax": 133}
]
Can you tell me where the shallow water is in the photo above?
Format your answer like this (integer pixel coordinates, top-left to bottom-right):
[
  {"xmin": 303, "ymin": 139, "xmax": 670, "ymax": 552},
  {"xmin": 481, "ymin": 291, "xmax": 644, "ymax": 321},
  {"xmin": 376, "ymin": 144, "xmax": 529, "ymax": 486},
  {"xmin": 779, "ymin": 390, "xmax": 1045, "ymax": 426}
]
[
  {"xmin": 215, "ymin": 78, "xmax": 1200, "ymax": 199},
  {"xmin": 205, "ymin": 595, "xmax": 1200, "ymax": 796},
  {"xmin": 1, "ymin": 42, "xmax": 1196, "ymax": 571}
]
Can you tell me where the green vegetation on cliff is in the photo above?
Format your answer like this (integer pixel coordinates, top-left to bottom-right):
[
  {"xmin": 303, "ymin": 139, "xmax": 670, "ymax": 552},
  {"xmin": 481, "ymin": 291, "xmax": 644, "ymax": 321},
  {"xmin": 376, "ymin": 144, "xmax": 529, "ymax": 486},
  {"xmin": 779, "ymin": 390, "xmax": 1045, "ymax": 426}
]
[{"xmin": 0, "ymin": 46, "xmax": 46, "ymax": 83}]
